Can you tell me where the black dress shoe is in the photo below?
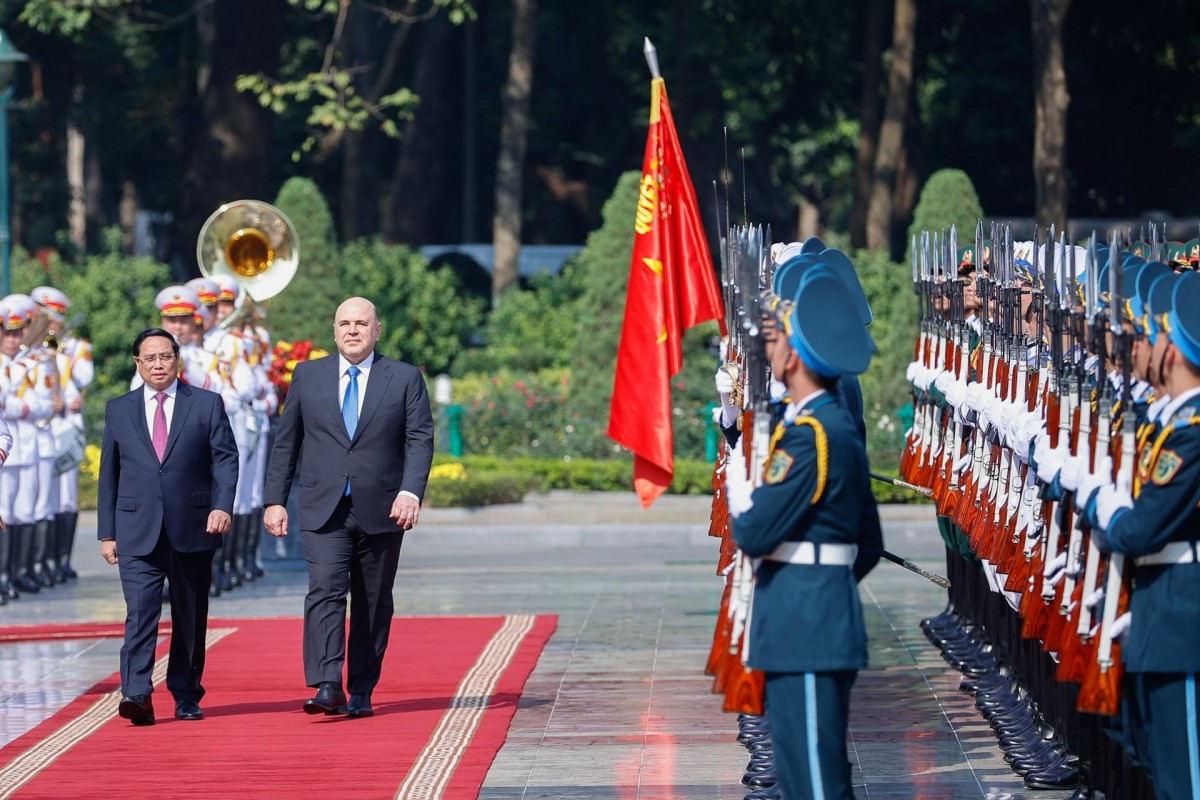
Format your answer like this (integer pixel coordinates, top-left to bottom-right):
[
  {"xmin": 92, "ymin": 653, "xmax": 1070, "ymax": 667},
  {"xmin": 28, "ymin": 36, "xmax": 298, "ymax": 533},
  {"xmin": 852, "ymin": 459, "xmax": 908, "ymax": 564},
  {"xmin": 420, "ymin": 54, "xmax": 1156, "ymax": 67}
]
[
  {"xmin": 347, "ymin": 694, "xmax": 374, "ymax": 718},
  {"xmin": 118, "ymin": 694, "xmax": 156, "ymax": 726},
  {"xmin": 744, "ymin": 768, "xmax": 778, "ymax": 789},
  {"xmin": 1024, "ymin": 759, "xmax": 1080, "ymax": 789},
  {"xmin": 304, "ymin": 682, "xmax": 348, "ymax": 716},
  {"xmin": 14, "ymin": 575, "xmax": 39, "ymax": 594},
  {"xmin": 175, "ymin": 701, "xmax": 204, "ymax": 720},
  {"xmin": 743, "ymin": 786, "xmax": 783, "ymax": 800}
]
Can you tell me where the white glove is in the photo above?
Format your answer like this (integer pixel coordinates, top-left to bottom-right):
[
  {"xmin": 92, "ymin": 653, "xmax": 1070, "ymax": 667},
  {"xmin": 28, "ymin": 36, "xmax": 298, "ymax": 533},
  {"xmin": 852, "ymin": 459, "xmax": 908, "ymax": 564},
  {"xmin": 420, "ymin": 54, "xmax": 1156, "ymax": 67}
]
[
  {"xmin": 1073, "ymin": 455, "xmax": 1114, "ymax": 511},
  {"xmin": 724, "ymin": 460, "xmax": 754, "ymax": 518},
  {"xmin": 1034, "ymin": 442, "xmax": 1068, "ymax": 485},
  {"xmin": 1014, "ymin": 414, "xmax": 1044, "ymax": 465},
  {"xmin": 934, "ymin": 371, "xmax": 955, "ymax": 397},
  {"xmin": 1110, "ymin": 611, "xmax": 1132, "ymax": 644},
  {"xmin": 918, "ymin": 368, "xmax": 944, "ymax": 392},
  {"xmin": 954, "ymin": 453, "xmax": 972, "ymax": 476},
  {"xmin": 906, "ymin": 361, "xmax": 920, "ymax": 384},
  {"xmin": 943, "ymin": 379, "xmax": 968, "ymax": 416},
  {"xmin": 1032, "ymin": 429, "xmax": 1051, "ymax": 467},
  {"xmin": 965, "ymin": 384, "xmax": 989, "ymax": 415},
  {"xmin": 715, "ymin": 366, "xmax": 735, "ymax": 396},
  {"xmin": 1059, "ymin": 454, "xmax": 1084, "ymax": 492},
  {"xmin": 1093, "ymin": 481, "xmax": 1133, "ymax": 531},
  {"xmin": 714, "ymin": 367, "xmax": 739, "ymax": 427}
]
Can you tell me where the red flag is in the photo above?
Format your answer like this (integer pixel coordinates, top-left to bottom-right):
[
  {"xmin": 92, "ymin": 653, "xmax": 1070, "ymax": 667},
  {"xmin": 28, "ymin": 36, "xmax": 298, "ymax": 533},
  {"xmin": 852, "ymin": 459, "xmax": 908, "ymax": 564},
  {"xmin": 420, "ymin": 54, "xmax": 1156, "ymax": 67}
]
[{"xmin": 607, "ymin": 77, "xmax": 726, "ymax": 509}]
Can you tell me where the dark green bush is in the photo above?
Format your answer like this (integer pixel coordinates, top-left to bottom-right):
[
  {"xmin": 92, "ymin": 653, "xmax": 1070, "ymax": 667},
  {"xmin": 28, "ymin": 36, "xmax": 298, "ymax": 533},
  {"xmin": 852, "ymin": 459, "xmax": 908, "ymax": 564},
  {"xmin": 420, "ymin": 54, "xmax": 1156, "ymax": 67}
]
[{"xmin": 424, "ymin": 472, "xmax": 540, "ymax": 508}]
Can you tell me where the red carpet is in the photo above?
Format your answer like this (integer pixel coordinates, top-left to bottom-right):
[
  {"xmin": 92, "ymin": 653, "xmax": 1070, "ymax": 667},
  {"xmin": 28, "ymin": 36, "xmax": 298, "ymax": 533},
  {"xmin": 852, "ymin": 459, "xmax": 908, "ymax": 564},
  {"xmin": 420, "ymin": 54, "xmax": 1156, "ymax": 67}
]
[
  {"xmin": 0, "ymin": 621, "xmax": 170, "ymax": 643},
  {"xmin": 0, "ymin": 615, "xmax": 556, "ymax": 799}
]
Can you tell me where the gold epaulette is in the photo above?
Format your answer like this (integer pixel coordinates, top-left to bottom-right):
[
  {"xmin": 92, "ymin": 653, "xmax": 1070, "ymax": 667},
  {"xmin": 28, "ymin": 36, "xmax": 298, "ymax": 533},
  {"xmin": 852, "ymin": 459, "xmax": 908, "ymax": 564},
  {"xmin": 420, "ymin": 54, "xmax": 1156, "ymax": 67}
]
[{"xmin": 767, "ymin": 416, "xmax": 828, "ymax": 505}]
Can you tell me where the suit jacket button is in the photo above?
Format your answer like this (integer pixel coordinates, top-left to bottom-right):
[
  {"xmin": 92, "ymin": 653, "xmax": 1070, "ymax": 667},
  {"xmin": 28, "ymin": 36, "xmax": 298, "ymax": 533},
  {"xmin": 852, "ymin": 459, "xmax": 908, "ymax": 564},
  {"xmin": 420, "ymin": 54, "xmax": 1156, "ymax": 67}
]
[
  {"xmin": 341, "ymin": 474, "xmax": 348, "ymax": 480},
  {"xmin": 348, "ymin": 449, "xmax": 354, "ymax": 454},
  {"xmin": 159, "ymin": 470, "xmax": 164, "ymax": 475}
]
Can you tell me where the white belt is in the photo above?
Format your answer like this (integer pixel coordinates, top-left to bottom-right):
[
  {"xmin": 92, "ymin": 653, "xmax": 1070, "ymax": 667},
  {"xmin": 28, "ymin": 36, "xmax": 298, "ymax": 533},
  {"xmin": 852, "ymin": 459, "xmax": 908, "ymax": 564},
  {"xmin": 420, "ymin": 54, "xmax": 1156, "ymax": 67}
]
[
  {"xmin": 765, "ymin": 541, "xmax": 857, "ymax": 566},
  {"xmin": 1135, "ymin": 540, "xmax": 1200, "ymax": 567}
]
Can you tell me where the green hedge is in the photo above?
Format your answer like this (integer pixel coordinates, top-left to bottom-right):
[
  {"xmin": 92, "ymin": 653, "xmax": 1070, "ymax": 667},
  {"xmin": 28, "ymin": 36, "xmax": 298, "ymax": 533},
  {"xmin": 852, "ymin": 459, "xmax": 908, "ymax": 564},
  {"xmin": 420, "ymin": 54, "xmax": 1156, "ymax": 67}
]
[{"xmin": 79, "ymin": 457, "xmax": 928, "ymax": 511}]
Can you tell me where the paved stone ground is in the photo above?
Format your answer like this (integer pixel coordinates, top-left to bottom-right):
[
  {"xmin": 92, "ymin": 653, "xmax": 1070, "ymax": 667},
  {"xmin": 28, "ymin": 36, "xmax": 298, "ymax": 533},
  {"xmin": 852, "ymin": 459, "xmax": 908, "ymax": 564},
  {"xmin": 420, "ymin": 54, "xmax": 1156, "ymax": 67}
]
[{"xmin": 0, "ymin": 493, "xmax": 1074, "ymax": 799}]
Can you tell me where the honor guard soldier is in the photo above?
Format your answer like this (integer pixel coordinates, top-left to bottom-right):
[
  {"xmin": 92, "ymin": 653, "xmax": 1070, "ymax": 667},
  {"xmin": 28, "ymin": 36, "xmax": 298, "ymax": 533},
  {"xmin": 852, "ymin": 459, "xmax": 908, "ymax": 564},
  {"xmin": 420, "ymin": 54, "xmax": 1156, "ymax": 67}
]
[
  {"xmin": 725, "ymin": 266, "xmax": 884, "ymax": 800},
  {"xmin": 0, "ymin": 301, "xmax": 17, "ymax": 603},
  {"xmin": 137, "ymin": 287, "xmax": 219, "ymax": 391},
  {"xmin": 0, "ymin": 295, "xmax": 53, "ymax": 597},
  {"xmin": 24, "ymin": 290, "xmax": 82, "ymax": 587},
  {"xmin": 197, "ymin": 276, "xmax": 260, "ymax": 591},
  {"xmin": 244, "ymin": 303, "xmax": 275, "ymax": 580},
  {"xmin": 32, "ymin": 286, "xmax": 92, "ymax": 581},
  {"xmin": 1078, "ymin": 273, "xmax": 1200, "ymax": 800}
]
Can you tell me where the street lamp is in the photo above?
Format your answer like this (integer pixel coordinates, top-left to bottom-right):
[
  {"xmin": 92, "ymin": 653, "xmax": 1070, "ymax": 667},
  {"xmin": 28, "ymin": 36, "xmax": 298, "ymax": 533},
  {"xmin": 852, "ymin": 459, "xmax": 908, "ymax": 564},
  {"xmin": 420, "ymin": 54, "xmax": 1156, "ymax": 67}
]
[{"xmin": 0, "ymin": 29, "xmax": 28, "ymax": 297}]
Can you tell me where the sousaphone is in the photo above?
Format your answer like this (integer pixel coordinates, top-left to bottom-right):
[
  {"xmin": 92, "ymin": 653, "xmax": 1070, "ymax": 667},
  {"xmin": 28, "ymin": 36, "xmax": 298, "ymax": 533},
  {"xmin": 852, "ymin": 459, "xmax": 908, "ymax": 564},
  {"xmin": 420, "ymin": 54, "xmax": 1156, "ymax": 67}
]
[{"xmin": 197, "ymin": 199, "xmax": 299, "ymax": 305}]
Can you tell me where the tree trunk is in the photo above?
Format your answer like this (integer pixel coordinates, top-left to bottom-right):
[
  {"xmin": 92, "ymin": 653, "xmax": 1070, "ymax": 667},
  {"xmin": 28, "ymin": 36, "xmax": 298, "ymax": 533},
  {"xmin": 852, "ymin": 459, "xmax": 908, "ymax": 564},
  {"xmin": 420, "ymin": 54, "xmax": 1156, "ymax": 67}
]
[
  {"xmin": 849, "ymin": 0, "xmax": 888, "ymax": 249},
  {"xmin": 66, "ymin": 82, "xmax": 86, "ymax": 258},
  {"xmin": 797, "ymin": 197, "xmax": 821, "ymax": 240},
  {"xmin": 181, "ymin": 0, "xmax": 285, "ymax": 255},
  {"xmin": 383, "ymin": 14, "xmax": 459, "ymax": 245},
  {"xmin": 1031, "ymin": 0, "xmax": 1071, "ymax": 233},
  {"xmin": 866, "ymin": 0, "xmax": 916, "ymax": 255},
  {"xmin": 892, "ymin": 89, "xmax": 923, "ymax": 253},
  {"xmin": 491, "ymin": 0, "xmax": 537, "ymax": 304},
  {"xmin": 119, "ymin": 180, "xmax": 138, "ymax": 255}
]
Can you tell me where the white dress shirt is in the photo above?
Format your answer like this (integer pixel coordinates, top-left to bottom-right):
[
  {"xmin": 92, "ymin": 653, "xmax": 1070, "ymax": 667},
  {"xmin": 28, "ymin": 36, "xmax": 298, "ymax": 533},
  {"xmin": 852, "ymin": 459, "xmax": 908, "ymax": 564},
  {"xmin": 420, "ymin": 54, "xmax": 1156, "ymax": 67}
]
[
  {"xmin": 338, "ymin": 352, "xmax": 375, "ymax": 415},
  {"xmin": 143, "ymin": 380, "xmax": 179, "ymax": 436}
]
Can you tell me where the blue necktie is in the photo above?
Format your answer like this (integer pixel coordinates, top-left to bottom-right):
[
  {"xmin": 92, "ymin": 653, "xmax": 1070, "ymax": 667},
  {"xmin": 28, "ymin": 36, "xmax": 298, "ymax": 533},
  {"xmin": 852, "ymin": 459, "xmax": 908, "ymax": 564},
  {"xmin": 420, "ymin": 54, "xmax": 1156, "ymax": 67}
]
[{"xmin": 342, "ymin": 365, "xmax": 360, "ymax": 495}]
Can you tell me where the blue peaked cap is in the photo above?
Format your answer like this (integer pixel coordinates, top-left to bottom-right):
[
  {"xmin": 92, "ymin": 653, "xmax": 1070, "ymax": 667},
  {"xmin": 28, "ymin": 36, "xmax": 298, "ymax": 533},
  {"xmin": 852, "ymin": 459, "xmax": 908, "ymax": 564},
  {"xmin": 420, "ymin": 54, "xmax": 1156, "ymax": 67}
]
[
  {"xmin": 1168, "ymin": 273, "xmax": 1200, "ymax": 368},
  {"xmin": 777, "ymin": 266, "xmax": 876, "ymax": 377}
]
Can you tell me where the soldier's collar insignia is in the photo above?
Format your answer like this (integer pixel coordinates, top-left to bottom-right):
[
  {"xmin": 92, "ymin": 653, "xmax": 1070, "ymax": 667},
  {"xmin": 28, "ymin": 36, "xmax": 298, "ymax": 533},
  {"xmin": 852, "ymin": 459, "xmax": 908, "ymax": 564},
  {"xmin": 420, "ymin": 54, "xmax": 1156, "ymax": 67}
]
[
  {"xmin": 763, "ymin": 449, "xmax": 794, "ymax": 485},
  {"xmin": 1151, "ymin": 449, "xmax": 1183, "ymax": 486}
]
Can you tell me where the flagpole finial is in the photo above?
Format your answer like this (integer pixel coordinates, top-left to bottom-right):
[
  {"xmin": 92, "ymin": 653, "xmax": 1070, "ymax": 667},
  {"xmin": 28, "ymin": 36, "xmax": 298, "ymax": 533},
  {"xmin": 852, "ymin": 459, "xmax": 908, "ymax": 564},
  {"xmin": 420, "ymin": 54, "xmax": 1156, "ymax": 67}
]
[{"xmin": 644, "ymin": 37, "xmax": 661, "ymax": 79}]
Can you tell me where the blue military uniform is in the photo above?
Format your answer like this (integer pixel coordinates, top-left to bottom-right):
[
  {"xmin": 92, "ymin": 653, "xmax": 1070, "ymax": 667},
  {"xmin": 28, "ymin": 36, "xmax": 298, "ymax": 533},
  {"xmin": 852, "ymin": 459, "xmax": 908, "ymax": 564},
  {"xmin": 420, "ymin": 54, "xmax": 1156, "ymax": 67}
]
[
  {"xmin": 1079, "ymin": 272, "xmax": 1200, "ymax": 800},
  {"xmin": 731, "ymin": 263, "xmax": 883, "ymax": 800}
]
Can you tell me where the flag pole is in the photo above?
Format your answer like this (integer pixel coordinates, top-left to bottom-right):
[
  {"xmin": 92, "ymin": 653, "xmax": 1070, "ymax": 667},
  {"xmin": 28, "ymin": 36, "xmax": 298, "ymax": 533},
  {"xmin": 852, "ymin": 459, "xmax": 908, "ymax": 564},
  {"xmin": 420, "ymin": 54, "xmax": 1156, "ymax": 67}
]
[{"xmin": 643, "ymin": 37, "xmax": 660, "ymax": 79}]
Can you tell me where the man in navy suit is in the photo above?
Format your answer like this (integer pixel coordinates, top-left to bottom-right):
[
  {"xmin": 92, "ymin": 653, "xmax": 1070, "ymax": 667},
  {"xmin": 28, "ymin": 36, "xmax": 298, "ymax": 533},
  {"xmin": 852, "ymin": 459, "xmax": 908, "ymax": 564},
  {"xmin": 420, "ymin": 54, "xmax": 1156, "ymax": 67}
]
[
  {"xmin": 264, "ymin": 297, "xmax": 434, "ymax": 718},
  {"xmin": 98, "ymin": 328, "xmax": 239, "ymax": 726}
]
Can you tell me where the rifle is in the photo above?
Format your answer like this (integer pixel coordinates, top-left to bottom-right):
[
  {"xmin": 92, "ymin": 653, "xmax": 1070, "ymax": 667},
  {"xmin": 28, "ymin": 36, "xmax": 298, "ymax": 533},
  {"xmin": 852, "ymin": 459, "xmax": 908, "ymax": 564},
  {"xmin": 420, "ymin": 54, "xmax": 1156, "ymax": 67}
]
[
  {"xmin": 719, "ymin": 224, "xmax": 770, "ymax": 716},
  {"xmin": 1078, "ymin": 232, "xmax": 1130, "ymax": 717}
]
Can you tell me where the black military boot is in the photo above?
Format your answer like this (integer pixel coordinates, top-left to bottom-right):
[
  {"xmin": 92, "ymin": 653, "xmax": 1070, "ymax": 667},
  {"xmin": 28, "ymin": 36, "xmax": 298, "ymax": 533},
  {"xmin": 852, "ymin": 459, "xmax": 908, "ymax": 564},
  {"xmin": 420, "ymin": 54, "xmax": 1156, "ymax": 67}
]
[
  {"xmin": 210, "ymin": 550, "xmax": 224, "ymax": 598},
  {"xmin": 249, "ymin": 506, "xmax": 266, "ymax": 577},
  {"xmin": 234, "ymin": 514, "xmax": 253, "ymax": 583},
  {"xmin": 13, "ymin": 524, "xmax": 41, "ymax": 594},
  {"xmin": 223, "ymin": 516, "xmax": 244, "ymax": 589},
  {"xmin": 56, "ymin": 511, "xmax": 80, "ymax": 581},
  {"xmin": 31, "ymin": 518, "xmax": 57, "ymax": 587},
  {"xmin": 0, "ymin": 525, "xmax": 12, "ymax": 602}
]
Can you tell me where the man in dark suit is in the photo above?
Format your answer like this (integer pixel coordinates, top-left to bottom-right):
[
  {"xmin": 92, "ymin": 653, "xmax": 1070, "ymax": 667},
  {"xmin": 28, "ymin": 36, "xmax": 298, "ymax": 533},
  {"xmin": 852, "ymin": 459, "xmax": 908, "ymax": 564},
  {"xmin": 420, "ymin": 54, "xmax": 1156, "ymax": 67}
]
[
  {"xmin": 264, "ymin": 296, "xmax": 434, "ymax": 718},
  {"xmin": 98, "ymin": 328, "xmax": 239, "ymax": 726}
]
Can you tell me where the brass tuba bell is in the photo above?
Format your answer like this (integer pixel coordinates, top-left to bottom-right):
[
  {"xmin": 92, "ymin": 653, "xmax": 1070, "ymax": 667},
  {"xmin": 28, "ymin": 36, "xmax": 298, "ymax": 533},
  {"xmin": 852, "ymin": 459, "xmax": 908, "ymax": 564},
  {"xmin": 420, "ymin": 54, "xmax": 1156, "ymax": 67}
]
[{"xmin": 197, "ymin": 199, "xmax": 299, "ymax": 303}]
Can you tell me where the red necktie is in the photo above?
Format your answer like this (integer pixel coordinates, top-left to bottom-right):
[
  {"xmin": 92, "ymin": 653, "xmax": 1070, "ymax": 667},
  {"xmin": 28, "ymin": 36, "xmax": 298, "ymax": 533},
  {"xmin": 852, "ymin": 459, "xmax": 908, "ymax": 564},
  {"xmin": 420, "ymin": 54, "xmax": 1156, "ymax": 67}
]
[{"xmin": 152, "ymin": 392, "xmax": 168, "ymax": 462}]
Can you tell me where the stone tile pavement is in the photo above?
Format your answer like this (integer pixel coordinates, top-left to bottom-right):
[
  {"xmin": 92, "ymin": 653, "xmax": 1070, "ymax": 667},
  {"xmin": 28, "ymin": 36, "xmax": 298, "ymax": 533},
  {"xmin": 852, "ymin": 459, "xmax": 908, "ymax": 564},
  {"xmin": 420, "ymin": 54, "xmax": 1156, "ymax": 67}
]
[{"xmin": 0, "ymin": 492, "xmax": 1074, "ymax": 799}]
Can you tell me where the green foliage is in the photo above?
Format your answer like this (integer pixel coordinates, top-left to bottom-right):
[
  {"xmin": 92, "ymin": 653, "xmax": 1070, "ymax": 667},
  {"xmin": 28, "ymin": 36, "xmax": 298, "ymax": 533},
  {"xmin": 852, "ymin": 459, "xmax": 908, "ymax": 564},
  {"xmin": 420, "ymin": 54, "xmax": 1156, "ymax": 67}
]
[
  {"xmin": 39, "ymin": 229, "xmax": 170, "ymax": 440},
  {"xmin": 906, "ymin": 169, "xmax": 985, "ymax": 256},
  {"xmin": 849, "ymin": 245, "xmax": 916, "ymax": 472},
  {"xmin": 236, "ymin": 0, "xmax": 476, "ymax": 161},
  {"xmin": 268, "ymin": 177, "xmax": 341, "ymax": 350},
  {"xmin": 450, "ymin": 369, "xmax": 574, "ymax": 458},
  {"xmin": 339, "ymin": 239, "xmax": 485, "ymax": 374},
  {"xmin": 424, "ymin": 471, "xmax": 538, "ymax": 507},
  {"xmin": 452, "ymin": 264, "xmax": 585, "ymax": 375},
  {"xmin": 429, "ymin": 454, "xmax": 714, "ymax": 499}
]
